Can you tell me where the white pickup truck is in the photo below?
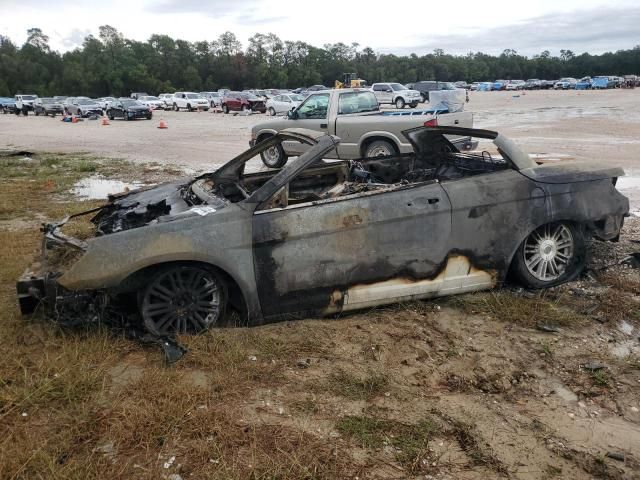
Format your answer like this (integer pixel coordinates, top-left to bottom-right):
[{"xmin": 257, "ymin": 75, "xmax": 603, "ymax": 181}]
[{"xmin": 251, "ymin": 88, "xmax": 474, "ymax": 167}]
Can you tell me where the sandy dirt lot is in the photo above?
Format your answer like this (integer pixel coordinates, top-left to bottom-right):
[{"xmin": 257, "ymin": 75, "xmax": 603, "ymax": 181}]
[{"xmin": 1, "ymin": 91, "xmax": 639, "ymax": 479}]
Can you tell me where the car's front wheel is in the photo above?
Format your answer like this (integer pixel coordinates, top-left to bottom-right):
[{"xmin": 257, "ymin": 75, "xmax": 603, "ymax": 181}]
[
  {"xmin": 222, "ymin": 104, "xmax": 229, "ymax": 114},
  {"xmin": 268, "ymin": 107, "xmax": 276, "ymax": 116},
  {"xmin": 140, "ymin": 265, "xmax": 226, "ymax": 336},
  {"xmin": 395, "ymin": 97, "xmax": 405, "ymax": 109},
  {"xmin": 511, "ymin": 222, "xmax": 586, "ymax": 289},
  {"xmin": 173, "ymin": 103, "xmax": 179, "ymax": 111}
]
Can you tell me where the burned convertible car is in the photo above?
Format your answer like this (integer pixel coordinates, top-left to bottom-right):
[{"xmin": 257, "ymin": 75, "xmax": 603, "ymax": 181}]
[{"xmin": 17, "ymin": 127, "xmax": 629, "ymax": 335}]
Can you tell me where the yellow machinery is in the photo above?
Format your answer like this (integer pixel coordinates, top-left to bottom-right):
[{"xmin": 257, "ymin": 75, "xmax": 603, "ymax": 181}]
[{"xmin": 334, "ymin": 72, "xmax": 368, "ymax": 89}]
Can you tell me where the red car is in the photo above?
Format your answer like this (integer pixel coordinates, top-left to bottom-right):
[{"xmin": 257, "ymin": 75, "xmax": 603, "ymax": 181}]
[{"xmin": 221, "ymin": 92, "xmax": 266, "ymax": 113}]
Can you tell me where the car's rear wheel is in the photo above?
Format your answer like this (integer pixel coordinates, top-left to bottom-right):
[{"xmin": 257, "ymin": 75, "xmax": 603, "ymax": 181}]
[
  {"xmin": 395, "ymin": 97, "xmax": 405, "ymax": 109},
  {"xmin": 364, "ymin": 140, "xmax": 396, "ymax": 158},
  {"xmin": 187, "ymin": 103, "xmax": 192, "ymax": 111},
  {"xmin": 511, "ymin": 222, "xmax": 585, "ymax": 289},
  {"xmin": 260, "ymin": 137, "xmax": 288, "ymax": 168},
  {"xmin": 141, "ymin": 265, "xmax": 226, "ymax": 336},
  {"xmin": 268, "ymin": 107, "xmax": 276, "ymax": 116}
]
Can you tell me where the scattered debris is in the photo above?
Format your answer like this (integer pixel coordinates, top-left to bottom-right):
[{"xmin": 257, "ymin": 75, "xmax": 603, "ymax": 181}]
[
  {"xmin": 581, "ymin": 362, "xmax": 607, "ymax": 371},
  {"xmin": 536, "ymin": 323, "xmax": 560, "ymax": 333},
  {"xmin": 296, "ymin": 358, "xmax": 311, "ymax": 369},
  {"xmin": 606, "ymin": 452, "xmax": 625, "ymax": 462},
  {"xmin": 163, "ymin": 455, "xmax": 176, "ymax": 469}
]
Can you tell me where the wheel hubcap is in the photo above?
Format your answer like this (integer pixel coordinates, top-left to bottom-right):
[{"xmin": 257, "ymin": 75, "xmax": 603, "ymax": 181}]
[
  {"xmin": 142, "ymin": 267, "xmax": 222, "ymax": 335},
  {"xmin": 263, "ymin": 147, "xmax": 280, "ymax": 165},
  {"xmin": 369, "ymin": 146, "xmax": 391, "ymax": 157},
  {"xmin": 523, "ymin": 224, "xmax": 574, "ymax": 281}
]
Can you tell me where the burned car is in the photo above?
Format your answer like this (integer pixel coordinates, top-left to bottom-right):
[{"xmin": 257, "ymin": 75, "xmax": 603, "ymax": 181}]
[{"xmin": 17, "ymin": 127, "xmax": 629, "ymax": 337}]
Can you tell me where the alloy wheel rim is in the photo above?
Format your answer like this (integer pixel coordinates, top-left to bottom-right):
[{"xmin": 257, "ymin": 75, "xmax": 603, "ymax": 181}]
[
  {"xmin": 523, "ymin": 224, "xmax": 574, "ymax": 281},
  {"xmin": 142, "ymin": 268, "xmax": 221, "ymax": 335}
]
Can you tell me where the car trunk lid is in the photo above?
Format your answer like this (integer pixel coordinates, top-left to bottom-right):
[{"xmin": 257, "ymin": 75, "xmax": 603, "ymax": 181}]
[{"xmin": 517, "ymin": 161, "xmax": 625, "ymax": 184}]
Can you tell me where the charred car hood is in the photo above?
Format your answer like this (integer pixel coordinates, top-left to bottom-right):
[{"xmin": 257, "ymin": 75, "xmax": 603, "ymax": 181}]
[{"xmin": 91, "ymin": 179, "xmax": 226, "ymax": 235}]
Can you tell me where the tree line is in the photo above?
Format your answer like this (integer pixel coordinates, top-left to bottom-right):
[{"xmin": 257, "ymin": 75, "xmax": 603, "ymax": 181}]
[{"xmin": 1, "ymin": 27, "xmax": 639, "ymax": 97}]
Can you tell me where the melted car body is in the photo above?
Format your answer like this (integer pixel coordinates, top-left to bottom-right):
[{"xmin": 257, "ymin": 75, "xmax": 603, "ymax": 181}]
[{"xmin": 17, "ymin": 127, "xmax": 629, "ymax": 335}]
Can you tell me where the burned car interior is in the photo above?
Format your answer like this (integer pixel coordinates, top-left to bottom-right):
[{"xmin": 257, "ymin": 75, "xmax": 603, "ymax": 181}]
[{"xmin": 196, "ymin": 127, "xmax": 512, "ymax": 210}]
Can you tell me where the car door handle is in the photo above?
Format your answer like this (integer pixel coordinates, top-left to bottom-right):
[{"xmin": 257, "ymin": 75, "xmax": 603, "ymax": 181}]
[
  {"xmin": 454, "ymin": 119, "xmax": 459, "ymax": 124},
  {"xmin": 320, "ymin": 123, "xmax": 328, "ymax": 128},
  {"xmin": 428, "ymin": 198, "xmax": 439, "ymax": 204}
]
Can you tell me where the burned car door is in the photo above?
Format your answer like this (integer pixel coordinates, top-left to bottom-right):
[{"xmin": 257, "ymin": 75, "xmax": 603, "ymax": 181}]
[{"xmin": 251, "ymin": 180, "xmax": 453, "ymax": 319}]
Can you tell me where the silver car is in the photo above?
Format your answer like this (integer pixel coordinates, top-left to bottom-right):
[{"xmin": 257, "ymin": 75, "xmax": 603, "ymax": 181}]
[{"xmin": 265, "ymin": 93, "xmax": 304, "ymax": 116}]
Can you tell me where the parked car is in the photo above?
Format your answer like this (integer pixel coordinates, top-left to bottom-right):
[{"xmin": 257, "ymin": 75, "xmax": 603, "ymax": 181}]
[
  {"xmin": 307, "ymin": 85, "xmax": 329, "ymax": 92},
  {"xmin": 539, "ymin": 80, "xmax": 556, "ymax": 90},
  {"xmin": 554, "ymin": 78, "xmax": 577, "ymax": 90},
  {"xmin": 266, "ymin": 93, "xmax": 305, "ymax": 116},
  {"xmin": 63, "ymin": 96, "xmax": 90, "ymax": 114},
  {"xmin": 130, "ymin": 92, "xmax": 148, "ymax": 100},
  {"xmin": 454, "ymin": 81, "xmax": 470, "ymax": 89},
  {"xmin": 14, "ymin": 94, "xmax": 38, "ymax": 115},
  {"xmin": 65, "ymin": 98, "xmax": 103, "ymax": 117},
  {"xmin": 575, "ymin": 77, "xmax": 592, "ymax": 90},
  {"xmin": 0, "ymin": 97, "xmax": 17, "ymax": 114},
  {"xmin": 158, "ymin": 93, "xmax": 174, "ymax": 109},
  {"xmin": 524, "ymin": 79, "xmax": 542, "ymax": 90},
  {"xmin": 16, "ymin": 127, "xmax": 629, "ymax": 336},
  {"xmin": 34, "ymin": 97, "xmax": 64, "ymax": 116},
  {"xmin": 199, "ymin": 91, "xmax": 222, "ymax": 108},
  {"xmin": 96, "ymin": 97, "xmax": 116, "ymax": 110},
  {"xmin": 172, "ymin": 92, "xmax": 209, "ymax": 111},
  {"xmin": 592, "ymin": 76, "xmax": 613, "ymax": 89},
  {"xmin": 251, "ymin": 88, "xmax": 473, "ymax": 168},
  {"xmin": 493, "ymin": 80, "xmax": 509, "ymax": 91},
  {"xmin": 221, "ymin": 92, "xmax": 267, "ymax": 113},
  {"xmin": 371, "ymin": 83, "xmax": 422, "ymax": 109},
  {"xmin": 469, "ymin": 82, "xmax": 479, "ymax": 91},
  {"xmin": 407, "ymin": 81, "xmax": 456, "ymax": 103},
  {"xmin": 505, "ymin": 80, "xmax": 525, "ymax": 90},
  {"xmin": 138, "ymin": 95, "xmax": 165, "ymax": 110},
  {"xmin": 107, "ymin": 99, "xmax": 152, "ymax": 120}
]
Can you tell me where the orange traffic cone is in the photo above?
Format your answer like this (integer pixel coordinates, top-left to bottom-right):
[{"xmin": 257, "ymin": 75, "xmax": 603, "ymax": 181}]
[
  {"xmin": 71, "ymin": 115, "xmax": 78, "ymax": 124},
  {"xmin": 101, "ymin": 115, "xmax": 110, "ymax": 126},
  {"xmin": 157, "ymin": 118, "xmax": 168, "ymax": 129}
]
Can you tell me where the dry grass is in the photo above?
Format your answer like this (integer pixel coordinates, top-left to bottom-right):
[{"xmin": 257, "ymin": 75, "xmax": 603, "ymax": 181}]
[
  {"xmin": 445, "ymin": 290, "xmax": 588, "ymax": 328},
  {"xmin": 320, "ymin": 369, "xmax": 389, "ymax": 401}
]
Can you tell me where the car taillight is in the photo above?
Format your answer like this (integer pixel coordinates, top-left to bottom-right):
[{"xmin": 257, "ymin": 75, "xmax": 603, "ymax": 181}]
[{"xmin": 424, "ymin": 118, "xmax": 438, "ymax": 127}]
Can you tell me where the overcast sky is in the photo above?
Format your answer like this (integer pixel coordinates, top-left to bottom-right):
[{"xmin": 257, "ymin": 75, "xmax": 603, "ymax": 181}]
[{"xmin": 1, "ymin": 0, "xmax": 638, "ymax": 56}]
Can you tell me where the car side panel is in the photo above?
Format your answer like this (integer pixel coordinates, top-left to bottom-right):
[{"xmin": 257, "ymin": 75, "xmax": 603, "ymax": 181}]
[{"xmin": 252, "ymin": 183, "xmax": 456, "ymax": 319}]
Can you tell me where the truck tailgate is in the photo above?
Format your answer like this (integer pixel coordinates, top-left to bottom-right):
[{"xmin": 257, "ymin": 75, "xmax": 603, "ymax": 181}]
[{"xmin": 435, "ymin": 112, "xmax": 474, "ymax": 146}]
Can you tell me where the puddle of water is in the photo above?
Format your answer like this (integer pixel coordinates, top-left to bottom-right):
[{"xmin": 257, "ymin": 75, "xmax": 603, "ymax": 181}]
[{"xmin": 71, "ymin": 177, "xmax": 145, "ymax": 200}]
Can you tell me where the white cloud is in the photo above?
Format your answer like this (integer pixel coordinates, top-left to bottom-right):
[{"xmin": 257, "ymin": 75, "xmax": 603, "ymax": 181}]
[{"xmin": 0, "ymin": 0, "xmax": 637, "ymax": 56}]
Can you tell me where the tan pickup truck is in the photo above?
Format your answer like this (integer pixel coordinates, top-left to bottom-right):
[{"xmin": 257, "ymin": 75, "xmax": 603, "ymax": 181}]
[{"xmin": 250, "ymin": 88, "xmax": 474, "ymax": 167}]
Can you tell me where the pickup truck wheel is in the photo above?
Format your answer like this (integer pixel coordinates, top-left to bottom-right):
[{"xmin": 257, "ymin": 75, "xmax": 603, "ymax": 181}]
[
  {"xmin": 268, "ymin": 107, "xmax": 276, "ymax": 116},
  {"xmin": 364, "ymin": 140, "xmax": 396, "ymax": 158},
  {"xmin": 222, "ymin": 104, "xmax": 229, "ymax": 114},
  {"xmin": 141, "ymin": 265, "xmax": 226, "ymax": 336},
  {"xmin": 395, "ymin": 98, "xmax": 405, "ymax": 109},
  {"xmin": 511, "ymin": 222, "xmax": 585, "ymax": 289},
  {"xmin": 260, "ymin": 141, "xmax": 288, "ymax": 168}
]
